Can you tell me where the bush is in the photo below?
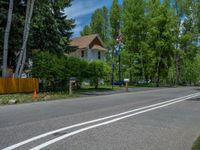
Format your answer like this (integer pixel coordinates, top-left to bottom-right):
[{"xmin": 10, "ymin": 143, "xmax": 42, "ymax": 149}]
[
  {"xmin": 32, "ymin": 51, "xmax": 111, "ymax": 91},
  {"xmin": 192, "ymin": 136, "xmax": 200, "ymax": 150},
  {"xmin": 180, "ymin": 54, "xmax": 200, "ymax": 85},
  {"xmin": 88, "ymin": 60, "xmax": 111, "ymax": 89}
]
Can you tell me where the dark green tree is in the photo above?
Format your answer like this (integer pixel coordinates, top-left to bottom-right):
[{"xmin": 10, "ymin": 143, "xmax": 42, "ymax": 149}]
[{"xmin": 30, "ymin": 0, "xmax": 75, "ymax": 54}]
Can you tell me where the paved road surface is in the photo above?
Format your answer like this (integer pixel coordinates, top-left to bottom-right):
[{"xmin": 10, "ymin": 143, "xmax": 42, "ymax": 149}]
[{"xmin": 1, "ymin": 87, "xmax": 200, "ymax": 150}]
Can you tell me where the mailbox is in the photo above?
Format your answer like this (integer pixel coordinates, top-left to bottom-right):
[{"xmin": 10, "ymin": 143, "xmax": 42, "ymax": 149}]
[
  {"xmin": 124, "ymin": 78, "xmax": 130, "ymax": 82},
  {"xmin": 69, "ymin": 77, "xmax": 76, "ymax": 95},
  {"xmin": 70, "ymin": 77, "xmax": 76, "ymax": 83}
]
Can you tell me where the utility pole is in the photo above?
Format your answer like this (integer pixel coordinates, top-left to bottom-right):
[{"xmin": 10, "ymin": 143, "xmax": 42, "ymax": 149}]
[
  {"xmin": 118, "ymin": 44, "xmax": 121, "ymax": 82},
  {"xmin": 111, "ymin": 46, "xmax": 114, "ymax": 89}
]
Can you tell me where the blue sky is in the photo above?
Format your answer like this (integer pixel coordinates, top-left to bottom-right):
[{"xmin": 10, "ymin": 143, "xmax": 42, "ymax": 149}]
[{"xmin": 65, "ymin": 0, "xmax": 123, "ymax": 37}]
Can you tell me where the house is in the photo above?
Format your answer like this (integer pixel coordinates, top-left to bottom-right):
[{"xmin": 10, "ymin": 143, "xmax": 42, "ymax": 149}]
[{"xmin": 69, "ymin": 34, "xmax": 107, "ymax": 61}]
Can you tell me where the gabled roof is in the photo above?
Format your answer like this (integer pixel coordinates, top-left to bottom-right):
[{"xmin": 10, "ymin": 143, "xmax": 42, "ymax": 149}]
[{"xmin": 70, "ymin": 34, "xmax": 107, "ymax": 51}]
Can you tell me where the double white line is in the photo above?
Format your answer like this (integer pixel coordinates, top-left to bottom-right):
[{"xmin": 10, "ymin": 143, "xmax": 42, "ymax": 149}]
[{"xmin": 3, "ymin": 92, "xmax": 200, "ymax": 150}]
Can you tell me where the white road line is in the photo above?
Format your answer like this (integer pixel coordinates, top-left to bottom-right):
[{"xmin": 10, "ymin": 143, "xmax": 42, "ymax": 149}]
[
  {"xmin": 30, "ymin": 93, "xmax": 200, "ymax": 150},
  {"xmin": 2, "ymin": 93, "xmax": 199, "ymax": 150}
]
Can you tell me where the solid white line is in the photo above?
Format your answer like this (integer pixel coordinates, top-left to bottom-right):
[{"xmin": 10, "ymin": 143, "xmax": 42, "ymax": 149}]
[
  {"xmin": 2, "ymin": 92, "xmax": 199, "ymax": 150},
  {"xmin": 30, "ymin": 93, "xmax": 200, "ymax": 150}
]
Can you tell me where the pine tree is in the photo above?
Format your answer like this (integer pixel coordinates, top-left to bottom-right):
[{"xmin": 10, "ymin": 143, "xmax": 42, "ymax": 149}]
[{"xmin": 30, "ymin": 0, "xmax": 75, "ymax": 54}]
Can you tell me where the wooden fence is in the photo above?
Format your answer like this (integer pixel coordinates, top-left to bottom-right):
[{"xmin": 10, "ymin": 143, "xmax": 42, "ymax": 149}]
[{"xmin": 0, "ymin": 78, "xmax": 38, "ymax": 94}]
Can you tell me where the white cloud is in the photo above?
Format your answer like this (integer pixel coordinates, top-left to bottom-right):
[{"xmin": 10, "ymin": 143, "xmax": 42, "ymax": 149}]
[{"xmin": 65, "ymin": 0, "xmax": 108, "ymax": 19}]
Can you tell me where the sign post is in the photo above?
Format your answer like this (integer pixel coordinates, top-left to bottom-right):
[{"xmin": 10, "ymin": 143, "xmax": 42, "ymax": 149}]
[{"xmin": 69, "ymin": 77, "xmax": 76, "ymax": 95}]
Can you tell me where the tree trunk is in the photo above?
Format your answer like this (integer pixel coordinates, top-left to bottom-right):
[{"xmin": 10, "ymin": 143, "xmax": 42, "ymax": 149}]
[
  {"xmin": 140, "ymin": 49, "xmax": 145, "ymax": 81},
  {"xmin": 15, "ymin": 0, "xmax": 35, "ymax": 77},
  {"xmin": 156, "ymin": 60, "xmax": 160, "ymax": 87},
  {"xmin": 18, "ymin": 0, "xmax": 31, "ymax": 77},
  {"xmin": 175, "ymin": 52, "xmax": 179, "ymax": 85},
  {"xmin": 2, "ymin": 0, "xmax": 14, "ymax": 77},
  {"xmin": 174, "ymin": 0, "xmax": 181, "ymax": 86},
  {"xmin": 95, "ymin": 79, "xmax": 98, "ymax": 89},
  {"xmin": 15, "ymin": 0, "xmax": 30, "ymax": 77}
]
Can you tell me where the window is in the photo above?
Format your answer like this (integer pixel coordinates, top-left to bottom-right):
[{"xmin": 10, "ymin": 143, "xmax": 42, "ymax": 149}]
[
  {"xmin": 81, "ymin": 50, "xmax": 84, "ymax": 58},
  {"xmin": 98, "ymin": 51, "xmax": 101, "ymax": 59}
]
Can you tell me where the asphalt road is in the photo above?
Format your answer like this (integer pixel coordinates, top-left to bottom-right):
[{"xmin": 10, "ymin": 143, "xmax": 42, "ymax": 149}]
[{"xmin": 1, "ymin": 87, "xmax": 200, "ymax": 150}]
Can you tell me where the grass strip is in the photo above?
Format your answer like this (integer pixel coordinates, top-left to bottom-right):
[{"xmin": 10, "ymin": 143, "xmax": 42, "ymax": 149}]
[{"xmin": 192, "ymin": 136, "xmax": 200, "ymax": 150}]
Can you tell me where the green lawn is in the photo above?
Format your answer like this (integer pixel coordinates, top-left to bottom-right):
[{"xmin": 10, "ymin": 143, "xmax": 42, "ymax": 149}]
[{"xmin": 192, "ymin": 136, "xmax": 200, "ymax": 150}]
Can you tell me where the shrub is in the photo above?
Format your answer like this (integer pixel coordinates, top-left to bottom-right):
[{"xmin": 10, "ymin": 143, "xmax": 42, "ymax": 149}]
[{"xmin": 88, "ymin": 60, "xmax": 111, "ymax": 89}]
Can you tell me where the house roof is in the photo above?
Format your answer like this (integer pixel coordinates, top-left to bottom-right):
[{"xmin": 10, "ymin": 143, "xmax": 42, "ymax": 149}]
[{"xmin": 70, "ymin": 34, "xmax": 107, "ymax": 51}]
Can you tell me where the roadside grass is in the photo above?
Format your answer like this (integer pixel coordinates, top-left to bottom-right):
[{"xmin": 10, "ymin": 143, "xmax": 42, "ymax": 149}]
[
  {"xmin": 76, "ymin": 85, "xmax": 121, "ymax": 92},
  {"xmin": 192, "ymin": 136, "xmax": 200, "ymax": 150},
  {"xmin": 0, "ymin": 86, "xmax": 123, "ymax": 105},
  {"xmin": 0, "ymin": 92, "xmax": 77, "ymax": 105}
]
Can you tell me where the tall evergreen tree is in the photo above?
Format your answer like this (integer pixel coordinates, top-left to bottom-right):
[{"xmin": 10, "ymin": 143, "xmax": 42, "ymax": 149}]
[{"xmin": 30, "ymin": 0, "xmax": 75, "ymax": 54}]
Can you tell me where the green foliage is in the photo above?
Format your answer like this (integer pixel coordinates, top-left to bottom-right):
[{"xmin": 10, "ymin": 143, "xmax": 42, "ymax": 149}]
[
  {"xmin": 110, "ymin": 0, "xmax": 121, "ymax": 40},
  {"xmin": 32, "ymin": 52, "xmax": 111, "ymax": 89},
  {"xmin": 0, "ymin": 0, "xmax": 75, "ymax": 70},
  {"xmin": 180, "ymin": 54, "xmax": 200, "ymax": 85},
  {"xmin": 192, "ymin": 136, "xmax": 200, "ymax": 150},
  {"xmin": 90, "ymin": 9, "xmax": 105, "ymax": 39},
  {"xmin": 63, "ymin": 57, "xmax": 89, "ymax": 82},
  {"xmin": 88, "ymin": 60, "xmax": 111, "ymax": 89},
  {"xmin": 1, "ymin": 0, "xmax": 26, "ymax": 57},
  {"xmin": 80, "ymin": 25, "xmax": 92, "ymax": 36},
  {"xmin": 122, "ymin": 0, "xmax": 148, "ymax": 81},
  {"xmin": 30, "ymin": 0, "xmax": 75, "ymax": 54},
  {"xmin": 167, "ymin": 64, "xmax": 176, "ymax": 85},
  {"xmin": 32, "ymin": 51, "xmax": 64, "ymax": 80},
  {"xmin": 147, "ymin": 0, "xmax": 177, "ymax": 86},
  {"xmin": 2, "ymin": 0, "xmax": 200, "ymax": 87},
  {"xmin": 80, "ymin": 6, "xmax": 109, "ymax": 44}
]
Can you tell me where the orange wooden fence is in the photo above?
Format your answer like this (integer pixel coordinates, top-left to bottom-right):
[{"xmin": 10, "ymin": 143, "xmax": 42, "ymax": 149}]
[{"xmin": 0, "ymin": 78, "xmax": 38, "ymax": 94}]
